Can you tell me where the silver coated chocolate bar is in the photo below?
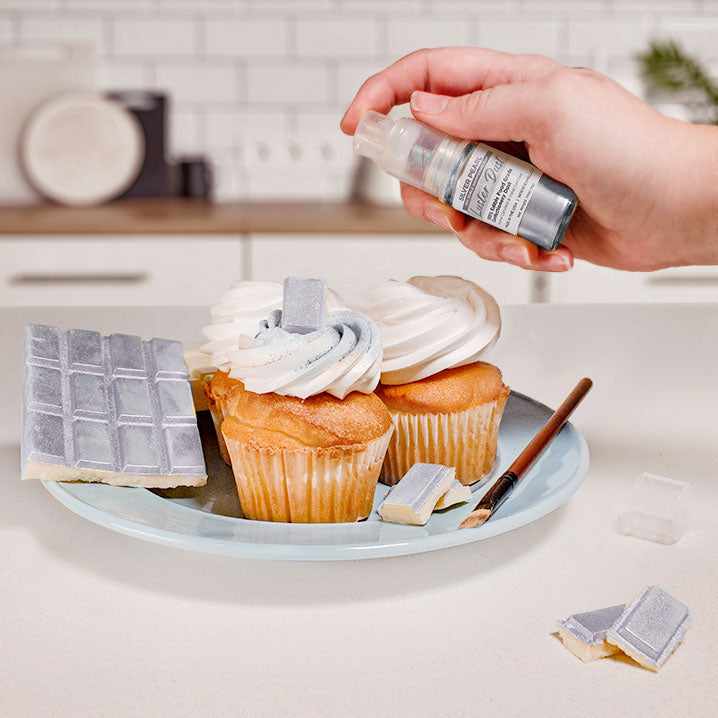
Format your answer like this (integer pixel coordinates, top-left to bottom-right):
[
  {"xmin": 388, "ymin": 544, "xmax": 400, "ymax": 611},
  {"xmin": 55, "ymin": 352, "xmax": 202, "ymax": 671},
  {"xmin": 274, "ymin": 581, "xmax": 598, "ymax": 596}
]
[{"xmin": 22, "ymin": 324, "xmax": 207, "ymax": 488}]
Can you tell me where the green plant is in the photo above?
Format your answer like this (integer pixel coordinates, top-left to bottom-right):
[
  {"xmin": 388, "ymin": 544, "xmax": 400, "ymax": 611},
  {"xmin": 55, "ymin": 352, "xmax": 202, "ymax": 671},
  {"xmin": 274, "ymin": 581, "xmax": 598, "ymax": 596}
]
[{"xmin": 637, "ymin": 40, "xmax": 718, "ymax": 123}]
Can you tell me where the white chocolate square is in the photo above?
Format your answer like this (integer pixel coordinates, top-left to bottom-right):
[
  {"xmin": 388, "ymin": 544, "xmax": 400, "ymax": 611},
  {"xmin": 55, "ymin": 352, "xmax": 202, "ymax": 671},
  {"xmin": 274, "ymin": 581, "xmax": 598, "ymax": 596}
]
[{"xmin": 379, "ymin": 464, "xmax": 455, "ymax": 525}]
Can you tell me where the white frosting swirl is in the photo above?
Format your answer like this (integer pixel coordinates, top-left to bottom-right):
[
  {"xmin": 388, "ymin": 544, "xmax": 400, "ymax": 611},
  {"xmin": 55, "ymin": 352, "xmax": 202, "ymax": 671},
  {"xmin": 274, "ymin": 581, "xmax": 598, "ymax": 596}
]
[
  {"xmin": 201, "ymin": 281, "xmax": 344, "ymax": 368},
  {"xmin": 358, "ymin": 276, "xmax": 500, "ymax": 385},
  {"xmin": 225, "ymin": 309, "xmax": 382, "ymax": 399}
]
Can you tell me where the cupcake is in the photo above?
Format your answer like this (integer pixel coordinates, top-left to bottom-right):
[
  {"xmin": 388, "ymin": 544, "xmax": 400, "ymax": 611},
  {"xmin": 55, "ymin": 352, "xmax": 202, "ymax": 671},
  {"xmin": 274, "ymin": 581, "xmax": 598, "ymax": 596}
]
[
  {"xmin": 200, "ymin": 280, "xmax": 344, "ymax": 463},
  {"xmin": 359, "ymin": 276, "xmax": 509, "ymax": 486},
  {"xmin": 205, "ymin": 304, "xmax": 393, "ymax": 523}
]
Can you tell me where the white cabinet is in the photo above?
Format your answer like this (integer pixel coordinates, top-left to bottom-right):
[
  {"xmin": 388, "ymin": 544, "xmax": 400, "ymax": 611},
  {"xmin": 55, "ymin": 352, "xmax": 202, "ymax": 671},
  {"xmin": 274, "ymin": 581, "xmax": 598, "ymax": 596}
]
[
  {"xmin": 549, "ymin": 261, "xmax": 718, "ymax": 304},
  {"xmin": 5, "ymin": 233, "xmax": 714, "ymax": 308},
  {"xmin": 249, "ymin": 234, "xmax": 533, "ymax": 305},
  {"xmin": 0, "ymin": 236, "xmax": 244, "ymax": 306}
]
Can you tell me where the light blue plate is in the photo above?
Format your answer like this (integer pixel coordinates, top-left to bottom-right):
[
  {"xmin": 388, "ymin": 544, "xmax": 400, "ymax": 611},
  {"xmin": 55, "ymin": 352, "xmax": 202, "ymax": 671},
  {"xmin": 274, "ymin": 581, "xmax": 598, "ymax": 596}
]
[{"xmin": 43, "ymin": 392, "xmax": 589, "ymax": 561}]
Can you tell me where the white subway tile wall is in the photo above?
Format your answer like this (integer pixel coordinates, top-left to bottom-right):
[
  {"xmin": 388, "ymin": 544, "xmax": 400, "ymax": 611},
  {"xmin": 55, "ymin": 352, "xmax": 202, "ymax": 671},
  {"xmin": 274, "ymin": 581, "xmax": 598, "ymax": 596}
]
[
  {"xmin": 205, "ymin": 18, "xmax": 290, "ymax": 57},
  {"xmin": 0, "ymin": 0, "xmax": 713, "ymax": 200},
  {"xmin": 18, "ymin": 16, "xmax": 107, "ymax": 52},
  {"xmin": 0, "ymin": 17, "xmax": 14, "ymax": 42},
  {"xmin": 113, "ymin": 17, "xmax": 197, "ymax": 56},
  {"xmin": 386, "ymin": 17, "xmax": 473, "ymax": 56}
]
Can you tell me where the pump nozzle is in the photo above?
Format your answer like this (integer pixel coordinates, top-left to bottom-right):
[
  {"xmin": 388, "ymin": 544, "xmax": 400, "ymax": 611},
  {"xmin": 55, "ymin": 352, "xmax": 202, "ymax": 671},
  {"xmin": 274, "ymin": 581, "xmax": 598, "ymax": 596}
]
[
  {"xmin": 353, "ymin": 111, "xmax": 395, "ymax": 163},
  {"xmin": 353, "ymin": 111, "xmax": 465, "ymax": 198}
]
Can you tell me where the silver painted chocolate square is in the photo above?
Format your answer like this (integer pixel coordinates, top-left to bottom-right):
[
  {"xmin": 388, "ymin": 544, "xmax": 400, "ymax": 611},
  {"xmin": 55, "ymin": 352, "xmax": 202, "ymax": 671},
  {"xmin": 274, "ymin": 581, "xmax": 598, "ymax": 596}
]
[
  {"xmin": 558, "ymin": 604, "xmax": 625, "ymax": 646},
  {"xmin": 22, "ymin": 325, "xmax": 206, "ymax": 487},
  {"xmin": 280, "ymin": 277, "xmax": 327, "ymax": 334},
  {"xmin": 607, "ymin": 586, "xmax": 690, "ymax": 671}
]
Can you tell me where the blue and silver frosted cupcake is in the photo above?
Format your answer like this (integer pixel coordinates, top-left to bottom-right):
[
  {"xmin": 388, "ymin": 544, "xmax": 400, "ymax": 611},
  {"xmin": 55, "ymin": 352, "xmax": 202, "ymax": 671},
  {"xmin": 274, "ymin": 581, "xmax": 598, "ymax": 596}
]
[{"xmin": 205, "ymin": 303, "xmax": 392, "ymax": 523}]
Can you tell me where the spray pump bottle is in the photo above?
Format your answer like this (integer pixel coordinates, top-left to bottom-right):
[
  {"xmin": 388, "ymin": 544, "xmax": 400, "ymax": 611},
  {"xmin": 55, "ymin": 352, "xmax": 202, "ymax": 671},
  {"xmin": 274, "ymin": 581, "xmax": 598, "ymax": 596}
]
[{"xmin": 353, "ymin": 111, "xmax": 577, "ymax": 251}]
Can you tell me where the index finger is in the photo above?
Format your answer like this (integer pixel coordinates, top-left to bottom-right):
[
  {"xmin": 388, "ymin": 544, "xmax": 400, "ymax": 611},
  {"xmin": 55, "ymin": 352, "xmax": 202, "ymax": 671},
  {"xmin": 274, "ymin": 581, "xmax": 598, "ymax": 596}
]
[{"xmin": 340, "ymin": 47, "xmax": 557, "ymax": 134}]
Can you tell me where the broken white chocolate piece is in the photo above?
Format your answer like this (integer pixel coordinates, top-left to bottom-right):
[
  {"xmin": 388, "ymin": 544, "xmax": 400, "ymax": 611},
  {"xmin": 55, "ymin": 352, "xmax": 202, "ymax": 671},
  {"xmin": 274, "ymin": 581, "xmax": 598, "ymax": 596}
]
[
  {"xmin": 379, "ymin": 463, "xmax": 455, "ymax": 525},
  {"xmin": 557, "ymin": 604, "xmax": 625, "ymax": 662},
  {"xmin": 606, "ymin": 586, "xmax": 690, "ymax": 671},
  {"xmin": 434, "ymin": 480, "xmax": 472, "ymax": 511},
  {"xmin": 281, "ymin": 277, "xmax": 327, "ymax": 334}
]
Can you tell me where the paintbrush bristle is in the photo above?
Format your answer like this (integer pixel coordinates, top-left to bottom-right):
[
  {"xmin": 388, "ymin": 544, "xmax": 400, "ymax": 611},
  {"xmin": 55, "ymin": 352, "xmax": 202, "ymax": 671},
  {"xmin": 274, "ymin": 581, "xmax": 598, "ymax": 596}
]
[{"xmin": 459, "ymin": 508, "xmax": 491, "ymax": 529}]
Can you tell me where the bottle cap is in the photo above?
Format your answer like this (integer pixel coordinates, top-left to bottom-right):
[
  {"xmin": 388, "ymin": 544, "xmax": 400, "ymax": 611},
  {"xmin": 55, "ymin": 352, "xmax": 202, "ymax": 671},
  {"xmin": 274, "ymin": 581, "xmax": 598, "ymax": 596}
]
[
  {"xmin": 354, "ymin": 110, "xmax": 467, "ymax": 198},
  {"xmin": 353, "ymin": 111, "xmax": 394, "ymax": 163}
]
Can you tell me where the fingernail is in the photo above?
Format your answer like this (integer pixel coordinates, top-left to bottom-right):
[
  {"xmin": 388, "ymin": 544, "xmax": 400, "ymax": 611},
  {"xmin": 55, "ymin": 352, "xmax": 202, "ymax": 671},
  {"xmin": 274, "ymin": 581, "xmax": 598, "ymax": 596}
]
[
  {"xmin": 425, "ymin": 204, "xmax": 453, "ymax": 232},
  {"xmin": 411, "ymin": 91, "xmax": 449, "ymax": 115},
  {"xmin": 544, "ymin": 253, "xmax": 572, "ymax": 271},
  {"xmin": 500, "ymin": 244, "xmax": 531, "ymax": 266}
]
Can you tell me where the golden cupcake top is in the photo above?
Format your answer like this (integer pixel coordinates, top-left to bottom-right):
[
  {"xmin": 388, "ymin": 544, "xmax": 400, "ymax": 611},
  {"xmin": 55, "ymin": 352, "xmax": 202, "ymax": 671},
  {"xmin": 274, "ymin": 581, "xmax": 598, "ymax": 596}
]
[
  {"xmin": 214, "ymin": 373, "xmax": 392, "ymax": 451},
  {"xmin": 377, "ymin": 362, "xmax": 508, "ymax": 415}
]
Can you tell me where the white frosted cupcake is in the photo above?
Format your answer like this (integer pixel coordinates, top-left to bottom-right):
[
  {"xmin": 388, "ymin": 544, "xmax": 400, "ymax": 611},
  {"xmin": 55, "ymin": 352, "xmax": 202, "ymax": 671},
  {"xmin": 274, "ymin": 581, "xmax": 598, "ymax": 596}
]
[
  {"xmin": 359, "ymin": 276, "xmax": 509, "ymax": 486},
  {"xmin": 205, "ymin": 306, "xmax": 393, "ymax": 523}
]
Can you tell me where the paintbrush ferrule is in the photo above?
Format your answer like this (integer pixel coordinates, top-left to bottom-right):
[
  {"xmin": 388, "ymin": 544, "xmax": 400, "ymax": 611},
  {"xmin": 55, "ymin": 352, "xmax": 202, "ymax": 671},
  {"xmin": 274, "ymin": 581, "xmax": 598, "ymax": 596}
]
[{"xmin": 476, "ymin": 471, "xmax": 518, "ymax": 514}]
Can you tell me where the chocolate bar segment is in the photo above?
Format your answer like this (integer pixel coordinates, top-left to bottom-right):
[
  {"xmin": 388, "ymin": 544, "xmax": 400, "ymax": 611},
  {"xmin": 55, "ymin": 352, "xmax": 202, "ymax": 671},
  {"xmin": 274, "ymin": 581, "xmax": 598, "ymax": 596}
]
[
  {"xmin": 606, "ymin": 586, "xmax": 689, "ymax": 671},
  {"xmin": 281, "ymin": 277, "xmax": 327, "ymax": 334},
  {"xmin": 557, "ymin": 604, "xmax": 625, "ymax": 662},
  {"xmin": 21, "ymin": 324, "xmax": 206, "ymax": 488},
  {"xmin": 27, "ymin": 324, "xmax": 61, "ymax": 366},
  {"xmin": 379, "ymin": 463, "xmax": 455, "ymax": 525}
]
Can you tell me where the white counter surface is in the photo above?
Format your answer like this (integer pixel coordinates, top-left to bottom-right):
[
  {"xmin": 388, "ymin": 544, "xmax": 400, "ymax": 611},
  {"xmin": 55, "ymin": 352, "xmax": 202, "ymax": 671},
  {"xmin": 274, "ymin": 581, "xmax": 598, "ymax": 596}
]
[{"xmin": 1, "ymin": 304, "xmax": 716, "ymax": 718}]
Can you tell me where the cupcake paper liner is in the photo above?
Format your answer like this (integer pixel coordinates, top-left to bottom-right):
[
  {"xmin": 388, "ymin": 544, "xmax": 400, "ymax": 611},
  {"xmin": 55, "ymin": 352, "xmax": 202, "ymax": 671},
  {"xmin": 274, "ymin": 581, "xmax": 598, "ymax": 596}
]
[
  {"xmin": 223, "ymin": 428, "xmax": 393, "ymax": 523},
  {"xmin": 207, "ymin": 400, "xmax": 232, "ymax": 465},
  {"xmin": 381, "ymin": 393, "xmax": 508, "ymax": 486}
]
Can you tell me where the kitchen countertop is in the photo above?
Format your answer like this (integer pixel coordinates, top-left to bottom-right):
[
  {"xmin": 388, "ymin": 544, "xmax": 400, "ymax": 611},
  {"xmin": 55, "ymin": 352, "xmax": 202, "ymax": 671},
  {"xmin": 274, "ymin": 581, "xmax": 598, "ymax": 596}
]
[
  {"xmin": 0, "ymin": 199, "xmax": 439, "ymax": 235},
  {"xmin": 1, "ymin": 304, "xmax": 716, "ymax": 718}
]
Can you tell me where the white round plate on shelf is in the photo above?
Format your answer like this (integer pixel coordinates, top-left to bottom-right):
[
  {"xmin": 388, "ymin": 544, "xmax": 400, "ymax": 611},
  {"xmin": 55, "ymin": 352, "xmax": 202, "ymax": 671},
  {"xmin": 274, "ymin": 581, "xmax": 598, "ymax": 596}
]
[
  {"xmin": 43, "ymin": 391, "xmax": 589, "ymax": 561},
  {"xmin": 21, "ymin": 93, "xmax": 144, "ymax": 206}
]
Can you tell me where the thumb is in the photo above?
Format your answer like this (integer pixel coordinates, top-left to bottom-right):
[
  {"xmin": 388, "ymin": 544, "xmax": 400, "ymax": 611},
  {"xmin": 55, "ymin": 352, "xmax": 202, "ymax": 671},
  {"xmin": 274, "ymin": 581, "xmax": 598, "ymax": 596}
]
[{"xmin": 410, "ymin": 85, "xmax": 546, "ymax": 144}]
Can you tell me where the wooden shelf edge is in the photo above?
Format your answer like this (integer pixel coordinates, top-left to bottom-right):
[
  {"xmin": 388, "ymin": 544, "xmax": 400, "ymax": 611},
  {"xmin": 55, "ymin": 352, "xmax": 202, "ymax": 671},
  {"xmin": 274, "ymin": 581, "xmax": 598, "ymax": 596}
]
[{"xmin": 0, "ymin": 199, "xmax": 443, "ymax": 236}]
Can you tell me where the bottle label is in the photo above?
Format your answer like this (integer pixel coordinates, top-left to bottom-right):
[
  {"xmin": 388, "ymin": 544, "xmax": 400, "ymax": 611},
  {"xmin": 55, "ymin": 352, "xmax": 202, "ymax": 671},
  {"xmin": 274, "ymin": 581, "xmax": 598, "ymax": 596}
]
[{"xmin": 451, "ymin": 143, "xmax": 542, "ymax": 235}]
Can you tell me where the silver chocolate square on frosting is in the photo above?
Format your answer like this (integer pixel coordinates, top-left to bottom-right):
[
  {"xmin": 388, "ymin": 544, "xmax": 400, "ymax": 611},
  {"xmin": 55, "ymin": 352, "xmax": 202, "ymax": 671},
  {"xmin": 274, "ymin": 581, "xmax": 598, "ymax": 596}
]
[
  {"xmin": 606, "ymin": 586, "xmax": 690, "ymax": 671},
  {"xmin": 22, "ymin": 324, "xmax": 207, "ymax": 488},
  {"xmin": 281, "ymin": 277, "xmax": 327, "ymax": 334}
]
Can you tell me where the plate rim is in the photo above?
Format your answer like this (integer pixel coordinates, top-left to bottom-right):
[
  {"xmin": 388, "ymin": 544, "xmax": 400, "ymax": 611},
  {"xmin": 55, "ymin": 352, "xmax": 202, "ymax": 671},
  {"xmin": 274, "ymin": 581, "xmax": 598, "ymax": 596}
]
[{"xmin": 42, "ymin": 391, "xmax": 590, "ymax": 561}]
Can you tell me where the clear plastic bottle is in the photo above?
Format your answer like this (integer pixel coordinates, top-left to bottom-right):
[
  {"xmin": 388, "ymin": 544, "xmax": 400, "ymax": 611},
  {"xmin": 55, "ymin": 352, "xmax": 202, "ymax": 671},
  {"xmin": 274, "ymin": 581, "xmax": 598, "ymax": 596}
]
[{"xmin": 353, "ymin": 111, "xmax": 577, "ymax": 251}]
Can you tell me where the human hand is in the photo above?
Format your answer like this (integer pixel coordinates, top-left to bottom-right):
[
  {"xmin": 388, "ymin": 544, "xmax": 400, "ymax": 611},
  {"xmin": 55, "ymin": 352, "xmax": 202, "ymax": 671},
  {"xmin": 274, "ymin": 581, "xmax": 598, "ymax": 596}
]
[{"xmin": 341, "ymin": 48, "xmax": 718, "ymax": 272}]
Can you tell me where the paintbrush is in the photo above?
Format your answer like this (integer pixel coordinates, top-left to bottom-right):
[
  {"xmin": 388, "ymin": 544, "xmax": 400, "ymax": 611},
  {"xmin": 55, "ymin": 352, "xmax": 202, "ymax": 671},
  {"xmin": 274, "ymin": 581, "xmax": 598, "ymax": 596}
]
[{"xmin": 460, "ymin": 377, "xmax": 593, "ymax": 529}]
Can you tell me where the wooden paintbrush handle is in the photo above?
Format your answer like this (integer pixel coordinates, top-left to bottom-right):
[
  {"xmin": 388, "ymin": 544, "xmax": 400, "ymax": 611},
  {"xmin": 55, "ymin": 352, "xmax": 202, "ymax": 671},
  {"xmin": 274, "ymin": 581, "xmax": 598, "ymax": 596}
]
[
  {"xmin": 460, "ymin": 378, "xmax": 593, "ymax": 529},
  {"xmin": 509, "ymin": 377, "xmax": 593, "ymax": 479}
]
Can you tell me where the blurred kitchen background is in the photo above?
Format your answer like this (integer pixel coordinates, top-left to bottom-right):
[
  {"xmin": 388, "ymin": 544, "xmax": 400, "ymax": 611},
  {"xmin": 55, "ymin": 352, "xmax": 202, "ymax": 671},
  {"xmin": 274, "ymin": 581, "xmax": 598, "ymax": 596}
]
[{"xmin": 1, "ymin": 0, "xmax": 717, "ymax": 308}]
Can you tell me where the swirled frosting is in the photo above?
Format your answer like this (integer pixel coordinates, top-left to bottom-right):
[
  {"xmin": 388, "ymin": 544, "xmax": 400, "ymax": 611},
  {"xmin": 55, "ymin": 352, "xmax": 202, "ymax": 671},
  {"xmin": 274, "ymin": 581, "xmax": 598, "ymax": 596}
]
[
  {"xmin": 201, "ymin": 281, "xmax": 344, "ymax": 367},
  {"xmin": 225, "ymin": 309, "xmax": 382, "ymax": 399},
  {"xmin": 357, "ymin": 276, "xmax": 501, "ymax": 385}
]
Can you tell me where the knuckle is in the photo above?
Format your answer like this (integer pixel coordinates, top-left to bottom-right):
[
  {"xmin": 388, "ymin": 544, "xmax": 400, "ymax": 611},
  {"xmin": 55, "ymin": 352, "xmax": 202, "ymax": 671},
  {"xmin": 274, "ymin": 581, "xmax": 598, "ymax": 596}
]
[
  {"xmin": 463, "ymin": 88, "xmax": 494, "ymax": 118},
  {"xmin": 536, "ymin": 67, "xmax": 598, "ymax": 137},
  {"xmin": 544, "ymin": 67, "xmax": 600, "ymax": 99},
  {"xmin": 518, "ymin": 53, "xmax": 560, "ymax": 75},
  {"xmin": 400, "ymin": 47, "xmax": 431, "ymax": 65}
]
